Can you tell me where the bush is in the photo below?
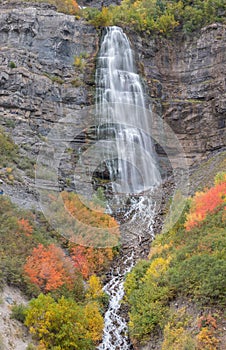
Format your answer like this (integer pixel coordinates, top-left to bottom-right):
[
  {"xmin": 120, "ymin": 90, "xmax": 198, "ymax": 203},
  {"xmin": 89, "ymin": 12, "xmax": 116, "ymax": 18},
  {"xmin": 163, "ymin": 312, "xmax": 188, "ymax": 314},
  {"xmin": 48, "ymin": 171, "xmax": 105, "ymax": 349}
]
[
  {"xmin": 25, "ymin": 294, "xmax": 103, "ymax": 349},
  {"xmin": 10, "ymin": 304, "xmax": 27, "ymax": 323},
  {"xmin": 8, "ymin": 61, "xmax": 16, "ymax": 69}
]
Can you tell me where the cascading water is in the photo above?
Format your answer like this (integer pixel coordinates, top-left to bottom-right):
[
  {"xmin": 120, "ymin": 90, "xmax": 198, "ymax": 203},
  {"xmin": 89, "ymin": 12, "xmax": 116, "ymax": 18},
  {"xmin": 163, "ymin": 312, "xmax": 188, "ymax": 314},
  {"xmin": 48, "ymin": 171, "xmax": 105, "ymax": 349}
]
[
  {"xmin": 96, "ymin": 26, "xmax": 160, "ymax": 194},
  {"xmin": 96, "ymin": 26, "xmax": 161, "ymax": 350}
]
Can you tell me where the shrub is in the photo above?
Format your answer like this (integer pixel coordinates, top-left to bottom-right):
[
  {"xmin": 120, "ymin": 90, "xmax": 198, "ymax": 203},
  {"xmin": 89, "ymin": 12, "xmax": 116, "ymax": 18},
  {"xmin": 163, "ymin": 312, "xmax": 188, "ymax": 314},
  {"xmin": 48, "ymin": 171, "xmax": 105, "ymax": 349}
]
[
  {"xmin": 8, "ymin": 61, "xmax": 16, "ymax": 69},
  {"xmin": 83, "ymin": 0, "xmax": 226, "ymax": 35},
  {"xmin": 10, "ymin": 304, "xmax": 27, "ymax": 323},
  {"xmin": 25, "ymin": 294, "xmax": 103, "ymax": 349},
  {"xmin": 24, "ymin": 243, "xmax": 84, "ymax": 299}
]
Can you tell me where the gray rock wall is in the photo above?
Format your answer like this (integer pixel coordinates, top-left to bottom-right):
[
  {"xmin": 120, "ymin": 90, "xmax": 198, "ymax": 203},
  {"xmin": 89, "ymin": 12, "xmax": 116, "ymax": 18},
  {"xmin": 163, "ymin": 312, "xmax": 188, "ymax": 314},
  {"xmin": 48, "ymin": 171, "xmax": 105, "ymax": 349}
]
[
  {"xmin": 130, "ymin": 23, "xmax": 226, "ymax": 166},
  {"xmin": 0, "ymin": 2, "xmax": 225, "ymax": 197},
  {"xmin": 0, "ymin": 2, "xmax": 98, "ymax": 139}
]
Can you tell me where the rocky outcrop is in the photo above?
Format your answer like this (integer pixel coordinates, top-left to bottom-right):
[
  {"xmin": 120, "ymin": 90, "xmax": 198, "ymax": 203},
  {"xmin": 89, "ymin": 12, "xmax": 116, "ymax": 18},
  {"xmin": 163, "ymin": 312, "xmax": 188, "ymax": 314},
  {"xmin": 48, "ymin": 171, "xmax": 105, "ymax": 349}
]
[
  {"xmin": 0, "ymin": 1, "xmax": 99, "ymax": 202},
  {"xmin": 79, "ymin": 0, "xmax": 121, "ymax": 9},
  {"xmin": 131, "ymin": 23, "xmax": 226, "ymax": 166}
]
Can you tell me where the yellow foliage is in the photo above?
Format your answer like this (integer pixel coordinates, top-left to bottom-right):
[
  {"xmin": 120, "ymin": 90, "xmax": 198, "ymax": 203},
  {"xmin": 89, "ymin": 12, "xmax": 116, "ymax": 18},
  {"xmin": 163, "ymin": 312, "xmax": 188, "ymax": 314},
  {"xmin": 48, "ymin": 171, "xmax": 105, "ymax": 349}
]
[
  {"xmin": 196, "ymin": 327, "xmax": 219, "ymax": 350},
  {"xmin": 85, "ymin": 302, "xmax": 104, "ymax": 342},
  {"xmin": 148, "ymin": 243, "xmax": 172, "ymax": 259},
  {"xmin": 162, "ymin": 323, "xmax": 196, "ymax": 350},
  {"xmin": 144, "ymin": 256, "xmax": 171, "ymax": 280},
  {"xmin": 86, "ymin": 274, "xmax": 105, "ymax": 300}
]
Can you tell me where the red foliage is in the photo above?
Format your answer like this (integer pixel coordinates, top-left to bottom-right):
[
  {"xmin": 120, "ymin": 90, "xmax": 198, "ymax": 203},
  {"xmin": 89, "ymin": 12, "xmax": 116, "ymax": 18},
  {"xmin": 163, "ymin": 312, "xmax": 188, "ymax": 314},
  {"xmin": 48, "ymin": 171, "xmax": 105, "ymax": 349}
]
[
  {"xmin": 24, "ymin": 244, "xmax": 76, "ymax": 292},
  {"xmin": 197, "ymin": 314, "xmax": 217, "ymax": 330},
  {"xmin": 70, "ymin": 245, "xmax": 113, "ymax": 279},
  {"xmin": 185, "ymin": 182, "xmax": 226, "ymax": 231}
]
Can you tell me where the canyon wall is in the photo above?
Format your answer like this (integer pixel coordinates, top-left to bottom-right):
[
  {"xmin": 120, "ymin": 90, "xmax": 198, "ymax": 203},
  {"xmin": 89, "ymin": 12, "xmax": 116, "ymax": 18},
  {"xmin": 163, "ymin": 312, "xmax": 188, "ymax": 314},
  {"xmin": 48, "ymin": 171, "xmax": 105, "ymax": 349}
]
[
  {"xmin": 0, "ymin": 1, "xmax": 225, "ymax": 199},
  {"xmin": 132, "ymin": 23, "xmax": 226, "ymax": 166}
]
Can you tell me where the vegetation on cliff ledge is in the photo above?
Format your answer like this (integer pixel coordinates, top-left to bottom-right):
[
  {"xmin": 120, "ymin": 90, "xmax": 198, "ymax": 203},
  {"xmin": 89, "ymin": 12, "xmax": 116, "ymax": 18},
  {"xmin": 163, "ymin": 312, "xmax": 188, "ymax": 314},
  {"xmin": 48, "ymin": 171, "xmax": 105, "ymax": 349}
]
[
  {"xmin": 124, "ymin": 172, "xmax": 226, "ymax": 348},
  {"xmin": 12, "ymin": 0, "xmax": 226, "ymax": 35},
  {"xmin": 83, "ymin": 0, "xmax": 226, "ymax": 35}
]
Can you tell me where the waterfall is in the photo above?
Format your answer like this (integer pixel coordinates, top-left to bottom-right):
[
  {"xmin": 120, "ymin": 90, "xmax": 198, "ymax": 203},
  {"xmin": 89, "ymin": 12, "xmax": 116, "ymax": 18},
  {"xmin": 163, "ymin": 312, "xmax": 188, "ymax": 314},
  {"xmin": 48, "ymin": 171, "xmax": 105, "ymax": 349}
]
[
  {"xmin": 96, "ymin": 26, "xmax": 160, "ymax": 350},
  {"xmin": 96, "ymin": 26, "xmax": 160, "ymax": 194}
]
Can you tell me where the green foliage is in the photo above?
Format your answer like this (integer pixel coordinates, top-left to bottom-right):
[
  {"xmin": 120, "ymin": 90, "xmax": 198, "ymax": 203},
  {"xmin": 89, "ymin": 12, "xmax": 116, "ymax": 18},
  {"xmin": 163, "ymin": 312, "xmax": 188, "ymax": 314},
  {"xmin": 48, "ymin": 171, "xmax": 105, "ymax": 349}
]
[
  {"xmin": 73, "ymin": 53, "xmax": 89, "ymax": 72},
  {"xmin": 168, "ymin": 253, "xmax": 226, "ymax": 306},
  {"xmin": 8, "ymin": 61, "xmax": 16, "ymax": 69},
  {"xmin": 44, "ymin": 73, "xmax": 64, "ymax": 84},
  {"xmin": 124, "ymin": 259, "xmax": 171, "ymax": 342},
  {"xmin": 85, "ymin": 274, "xmax": 109, "ymax": 310},
  {"xmin": 83, "ymin": 0, "xmax": 225, "ymax": 35},
  {"xmin": 214, "ymin": 171, "xmax": 226, "ymax": 185},
  {"xmin": 0, "ymin": 128, "xmax": 18, "ymax": 166},
  {"xmin": 92, "ymin": 187, "xmax": 106, "ymax": 208},
  {"xmin": 0, "ymin": 128, "xmax": 35, "ymax": 181},
  {"xmin": 0, "ymin": 196, "xmax": 58, "ymax": 294},
  {"xmin": 10, "ymin": 303, "xmax": 27, "ymax": 323},
  {"xmin": 26, "ymin": 344, "xmax": 37, "ymax": 350},
  {"xmin": 125, "ymin": 178, "xmax": 226, "ymax": 344},
  {"xmin": 25, "ymin": 294, "xmax": 103, "ymax": 349}
]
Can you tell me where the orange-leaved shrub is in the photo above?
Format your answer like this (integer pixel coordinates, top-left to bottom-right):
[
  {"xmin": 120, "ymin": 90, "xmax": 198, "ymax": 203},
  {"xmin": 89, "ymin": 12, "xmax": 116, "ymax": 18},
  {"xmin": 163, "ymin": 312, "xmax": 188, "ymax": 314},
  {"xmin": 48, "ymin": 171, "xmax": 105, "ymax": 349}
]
[
  {"xmin": 17, "ymin": 218, "xmax": 33, "ymax": 236},
  {"xmin": 24, "ymin": 243, "xmax": 78, "ymax": 292},
  {"xmin": 185, "ymin": 179, "xmax": 226, "ymax": 231},
  {"xmin": 70, "ymin": 244, "xmax": 114, "ymax": 279}
]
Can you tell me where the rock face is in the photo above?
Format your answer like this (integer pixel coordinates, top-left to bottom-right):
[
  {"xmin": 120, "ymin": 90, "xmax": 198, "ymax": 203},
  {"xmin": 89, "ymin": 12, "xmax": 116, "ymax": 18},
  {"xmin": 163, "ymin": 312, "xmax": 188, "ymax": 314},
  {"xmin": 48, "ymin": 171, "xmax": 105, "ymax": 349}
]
[
  {"xmin": 80, "ymin": 0, "xmax": 121, "ymax": 9},
  {"xmin": 0, "ymin": 1, "xmax": 99, "ymax": 202},
  {"xmin": 131, "ymin": 23, "xmax": 226, "ymax": 166},
  {"xmin": 0, "ymin": 1, "xmax": 225, "ymax": 201}
]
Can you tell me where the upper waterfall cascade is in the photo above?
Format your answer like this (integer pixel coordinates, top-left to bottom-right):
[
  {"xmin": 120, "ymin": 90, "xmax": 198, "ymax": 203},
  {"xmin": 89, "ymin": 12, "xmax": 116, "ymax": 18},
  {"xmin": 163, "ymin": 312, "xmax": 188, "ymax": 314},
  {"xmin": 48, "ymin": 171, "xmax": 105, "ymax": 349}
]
[
  {"xmin": 96, "ymin": 26, "xmax": 160, "ymax": 194},
  {"xmin": 96, "ymin": 26, "xmax": 160, "ymax": 350}
]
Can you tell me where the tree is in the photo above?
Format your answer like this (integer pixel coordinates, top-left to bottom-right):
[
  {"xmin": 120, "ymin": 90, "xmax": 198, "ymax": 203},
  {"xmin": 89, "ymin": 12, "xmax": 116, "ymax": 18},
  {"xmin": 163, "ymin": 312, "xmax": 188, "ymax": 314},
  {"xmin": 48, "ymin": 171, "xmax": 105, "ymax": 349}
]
[
  {"xmin": 24, "ymin": 244, "xmax": 79, "ymax": 293},
  {"xmin": 25, "ymin": 294, "xmax": 101, "ymax": 349},
  {"xmin": 70, "ymin": 244, "xmax": 114, "ymax": 279}
]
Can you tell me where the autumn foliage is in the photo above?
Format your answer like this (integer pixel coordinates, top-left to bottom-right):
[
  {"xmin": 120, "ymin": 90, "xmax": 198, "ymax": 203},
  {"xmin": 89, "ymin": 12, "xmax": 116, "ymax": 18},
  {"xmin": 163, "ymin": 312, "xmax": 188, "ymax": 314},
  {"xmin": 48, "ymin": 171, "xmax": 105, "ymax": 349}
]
[
  {"xmin": 50, "ymin": 0, "xmax": 80, "ymax": 15},
  {"xmin": 17, "ymin": 218, "xmax": 33, "ymax": 236},
  {"xmin": 24, "ymin": 244, "xmax": 77, "ymax": 292},
  {"xmin": 62, "ymin": 191, "xmax": 118, "ymax": 230},
  {"xmin": 58, "ymin": 191, "xmax": 119, "ymax": 247},
  {"xmin": 70, "ymin": 244, "xmax": 114, "ymax": 279},
  {"xmin": 185, "ymin": 180, "xmax": 226, "ymax": 231},
  {"xmin": 25, "ymin": 294, "xmax": 104, "ymax": 349}
]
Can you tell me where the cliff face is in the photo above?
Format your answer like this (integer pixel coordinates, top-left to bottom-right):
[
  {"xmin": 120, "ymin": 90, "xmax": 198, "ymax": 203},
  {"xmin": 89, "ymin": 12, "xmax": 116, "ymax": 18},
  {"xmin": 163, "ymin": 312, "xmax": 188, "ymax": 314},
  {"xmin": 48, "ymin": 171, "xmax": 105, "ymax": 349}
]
[
  {"xmin": 0, "ymin": 2, "xmax": 98, "ymax": 129},
  {"xmin": 0, "ymin": 1, "xmax": 225, "ymax": 197},
  {"xmin": 0, "ymin": 2, "xmax": 99, "ymax": 203},
  {"xmin": 132, "ymin": 23, "xmax": 226, "ymax": 166}
]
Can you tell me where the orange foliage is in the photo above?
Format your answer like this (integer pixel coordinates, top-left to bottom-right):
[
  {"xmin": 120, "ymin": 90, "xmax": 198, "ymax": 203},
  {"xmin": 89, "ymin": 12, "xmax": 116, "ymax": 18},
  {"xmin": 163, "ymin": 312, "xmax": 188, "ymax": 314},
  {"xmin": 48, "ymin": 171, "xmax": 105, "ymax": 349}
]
[
  {"xmin": 24, "ymin": 244, "xmax": 77, "ymax": 292},
  {"xmin": 185, "ymin": 182, "xmax": 226, "ymax": 231},
  {"xmin": 70, "ymin": 245, "xmax": 114, "ymax": 279},
  {"xmin": 62, "ymin": 192, "xmax": 118, "ymax": 230},
  {"xmin": 18, "ymin": 218, "xmax": 33, "ymax": 236},
  {"xmin": 197, "ymin": 314, "xmax": 219, "ymax": 349},
  {"xmin": 54, "ymin": 0, "xmax": 80, "ymax": 15}
]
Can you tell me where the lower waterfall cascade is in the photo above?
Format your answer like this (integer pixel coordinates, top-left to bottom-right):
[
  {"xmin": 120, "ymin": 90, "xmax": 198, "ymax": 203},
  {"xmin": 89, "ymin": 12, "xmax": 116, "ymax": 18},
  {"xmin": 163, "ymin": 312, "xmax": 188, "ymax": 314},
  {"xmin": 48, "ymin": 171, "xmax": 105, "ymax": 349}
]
[{"xmin": 95, "ymin": 26, "xmax": 161, "ymax": 349}]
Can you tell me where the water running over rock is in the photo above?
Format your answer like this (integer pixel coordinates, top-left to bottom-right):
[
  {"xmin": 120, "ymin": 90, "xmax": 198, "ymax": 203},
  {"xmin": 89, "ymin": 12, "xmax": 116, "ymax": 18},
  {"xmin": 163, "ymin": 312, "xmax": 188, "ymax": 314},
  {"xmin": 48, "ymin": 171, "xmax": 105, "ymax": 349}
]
[{"xmin": 96, "ymin": 26, "xmax": 160, "ymax": 349}]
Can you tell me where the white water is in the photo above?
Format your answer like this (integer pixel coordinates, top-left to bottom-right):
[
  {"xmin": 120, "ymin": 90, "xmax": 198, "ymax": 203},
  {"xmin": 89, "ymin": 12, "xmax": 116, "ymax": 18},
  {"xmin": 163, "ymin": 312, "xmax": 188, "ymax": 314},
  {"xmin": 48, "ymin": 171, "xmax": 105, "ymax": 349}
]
[
  {"xmin": 96, "ymin": 26, "xmax": 160, "ymax": 350},
  {"xmin": 98, "ymin": 253, "xmax": 134, "ymax": 350},
  {"xmin": 96, "ymin": 26, "xmax": 160, "ymax": 194}
]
